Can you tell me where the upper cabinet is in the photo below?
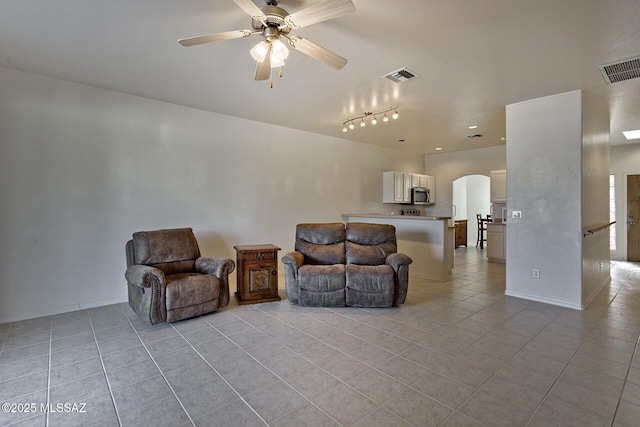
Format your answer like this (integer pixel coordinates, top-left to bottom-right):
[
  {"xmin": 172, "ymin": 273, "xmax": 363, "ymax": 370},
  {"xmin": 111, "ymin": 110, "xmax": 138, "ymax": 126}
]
[
  {"xmin": 490, "ymin": 169, "xmax": 507, "ymax": 203},
  {"xmin": 383, "ymin": 171, "xmax": 410, "ymax": 203},
  {"xmin": 383, "ymin": 171, "xmax": 435, "ymax": 204}
]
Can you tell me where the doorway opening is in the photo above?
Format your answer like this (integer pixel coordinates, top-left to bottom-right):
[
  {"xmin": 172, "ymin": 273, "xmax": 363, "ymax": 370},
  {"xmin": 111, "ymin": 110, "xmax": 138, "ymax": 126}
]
[{"xmin": 452, "ymin": 175, "xmax": 491, "ymax": 247}]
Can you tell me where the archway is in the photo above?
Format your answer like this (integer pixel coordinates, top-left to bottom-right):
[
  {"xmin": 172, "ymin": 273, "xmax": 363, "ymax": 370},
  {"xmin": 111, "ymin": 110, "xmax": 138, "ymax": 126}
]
[{"xmin": 452, "ymin": 175, "xmax": 491, "ymax": 246}]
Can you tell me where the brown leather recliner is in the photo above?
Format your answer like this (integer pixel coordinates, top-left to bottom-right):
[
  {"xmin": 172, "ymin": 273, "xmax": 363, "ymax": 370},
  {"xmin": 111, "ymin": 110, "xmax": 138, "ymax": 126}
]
[{"xmin": 125, "ymin": 228, "xmax": 234, "ymax": 324}]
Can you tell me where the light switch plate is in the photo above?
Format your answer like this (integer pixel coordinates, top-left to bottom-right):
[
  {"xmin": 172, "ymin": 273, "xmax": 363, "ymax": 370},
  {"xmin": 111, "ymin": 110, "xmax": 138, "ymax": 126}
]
[{"xmin": 512, "ymin": 210, "xmax": 522, "ymax": 219}]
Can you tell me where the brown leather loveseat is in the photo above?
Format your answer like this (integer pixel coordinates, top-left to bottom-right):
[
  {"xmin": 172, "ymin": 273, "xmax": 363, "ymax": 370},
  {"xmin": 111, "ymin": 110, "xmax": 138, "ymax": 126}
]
[{"xmin": 282, "ymin": 222, "xmax": 412, "ymax": 307}]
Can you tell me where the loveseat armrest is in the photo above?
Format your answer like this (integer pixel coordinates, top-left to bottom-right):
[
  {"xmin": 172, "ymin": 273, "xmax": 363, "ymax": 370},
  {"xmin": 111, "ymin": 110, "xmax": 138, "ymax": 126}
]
[
  {"xmin": 282, "ymin": 251, "xmax": 304, "ymax": 268},
  {"xmin": 385, "ymin": 253, "xmax": 412, "ymax": 306},
  {"xmin": 125, "ymin": 265, "xmax": 165, "ymax": 288},
  {"xmin": 282, "ymin": 251, "xmax": 304, "ymax": 304},
  {"xmin": 385, "ymin": 252, "xmax": 413, "ymax": 271}
]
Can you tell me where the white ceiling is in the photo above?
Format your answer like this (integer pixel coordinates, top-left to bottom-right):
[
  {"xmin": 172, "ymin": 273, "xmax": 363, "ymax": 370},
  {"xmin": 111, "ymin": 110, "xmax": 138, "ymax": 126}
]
[{"xmin": 1, "ymin": 0, "xmax": 639, "ymax": 155}]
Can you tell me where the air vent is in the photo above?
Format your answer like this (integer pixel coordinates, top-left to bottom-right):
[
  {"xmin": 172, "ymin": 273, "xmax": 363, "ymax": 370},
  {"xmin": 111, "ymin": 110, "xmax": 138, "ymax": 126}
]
[
  {"xmin": 467, "ymin": 134, "xmax": 483, "ymax": 139},
  {"xmin": 599, "ymin": 55, "xmax": 640, "ymax": 84},
  {"xmin": 383, "ymin": 68, "xmax": 417, "ymax": 83}
]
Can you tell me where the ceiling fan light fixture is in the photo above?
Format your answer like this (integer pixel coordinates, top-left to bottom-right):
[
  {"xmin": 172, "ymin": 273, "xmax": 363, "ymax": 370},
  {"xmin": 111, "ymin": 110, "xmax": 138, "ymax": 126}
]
[
  {"xmin": 250, "ymin": 40, "xmax": 270, "ymax": 62},
  {"xmin": 271, "ymin": 39, "xmax": 289, "ymax": 61}
]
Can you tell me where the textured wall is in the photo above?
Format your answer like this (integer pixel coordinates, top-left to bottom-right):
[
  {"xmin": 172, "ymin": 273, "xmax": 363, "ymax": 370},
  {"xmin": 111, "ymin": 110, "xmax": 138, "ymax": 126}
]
[{"xmin": 0, "ymin": 67, "xmax": 424, "ymax": 322}]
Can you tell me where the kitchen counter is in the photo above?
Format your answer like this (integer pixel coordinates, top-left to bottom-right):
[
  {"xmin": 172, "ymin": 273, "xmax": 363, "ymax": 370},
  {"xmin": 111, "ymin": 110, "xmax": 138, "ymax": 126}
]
[
  {"xmin": 342, "ymin": 213, "xmax": 451, "ymax": 221},
  {"xmin": 342, "ymin": 213, "xmax": 454, "ymax": 281}
]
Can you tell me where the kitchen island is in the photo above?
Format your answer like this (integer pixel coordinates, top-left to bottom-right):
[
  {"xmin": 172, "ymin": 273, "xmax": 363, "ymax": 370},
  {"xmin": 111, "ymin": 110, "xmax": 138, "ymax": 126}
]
[{"xmin": 342, "ymin": 214, "xmax": 454, "ymax": 281}]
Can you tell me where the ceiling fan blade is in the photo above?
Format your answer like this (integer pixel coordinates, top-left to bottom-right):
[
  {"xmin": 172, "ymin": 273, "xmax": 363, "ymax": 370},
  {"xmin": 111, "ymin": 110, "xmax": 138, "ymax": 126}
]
[
  {"xmin": 286, "ymin": 36, "xmax": 347, "ymax": 70},
  {"xmin": 255, "ymin": 43, "xmax": 272, "ymax": 80},
  {"xmin": 284, "ymin": 0, "xmax": 355, "ymax": 29},
  {"xmin": 233, "ymin": 0, "xmax": 267, "ymax": 21},
  {"xmin": 178, "ymin": 30, "xmax": 253, "ymax": 47}
]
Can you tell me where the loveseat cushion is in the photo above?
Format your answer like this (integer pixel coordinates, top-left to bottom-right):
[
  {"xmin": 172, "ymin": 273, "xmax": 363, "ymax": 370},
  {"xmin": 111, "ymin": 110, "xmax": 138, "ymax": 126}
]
[
  {"xmin": 295, "ymin": 223, "xmax": 346, "ymax": 265},
  {"xmin": 165, "ymin": 273, "xmax": 219, "ymax": 310},
  {"xmin": 298, "ymin": 264, "xmax": 346, "ymax": 306},
  {"xmin": 132, "ymin": 228, "xmax": 200, "ymax": 274},
  {"xmin": 345, "ymin": 264, "xmax": 395, "ymax": 307},
  {"xmin": 345, "ymin": 223, "xmax": 397, "ymax": 265}
]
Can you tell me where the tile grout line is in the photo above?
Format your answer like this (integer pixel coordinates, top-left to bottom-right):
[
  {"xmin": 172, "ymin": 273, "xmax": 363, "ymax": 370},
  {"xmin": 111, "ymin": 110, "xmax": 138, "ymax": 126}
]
[
  {"xmin": 524, "ymin": 268, "xmax": 634, "ymax": 427},
  {"xmin": 118, "ymin": 312, "xmax": 199, "ymax": 427},
  {"xmin": 167, "ymin": 320, "xmax": 272, "ymax": 426},
  {"xmin": 204, "ymin": 308, "xmax": 386, "ymax": 426},
  {"xmin": 88, "ymin": 312, "xmax": 123, "ymax": 427},
  {"xmin": 244, "ymin": 303, "xmax": 449, "ymax": 426},
  {"xmin": 45, "ymin": 321, "xmax": 52, "ymax": 427}
]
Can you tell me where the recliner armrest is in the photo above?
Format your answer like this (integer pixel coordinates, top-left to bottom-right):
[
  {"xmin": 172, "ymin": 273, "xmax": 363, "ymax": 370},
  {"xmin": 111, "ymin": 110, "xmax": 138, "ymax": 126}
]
[
  {"xmin": 282, "ymin": 251, "xmax": 304, "ymax": 268},
  {"xmin": 195, "ymin": 257, "xmax": 235, "ymax": 278},
  {"xmin": 125, "ymin": 265, "xmax": 165, "ymax": 288},
  {"xmin": 385, "ymin": 253, "xmax": 413, "ymax": 272}
]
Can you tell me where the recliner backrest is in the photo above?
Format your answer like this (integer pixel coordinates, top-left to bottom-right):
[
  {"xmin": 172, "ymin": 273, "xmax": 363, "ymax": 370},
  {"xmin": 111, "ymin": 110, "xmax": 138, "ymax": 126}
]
[
  {"xmin": 129, "ymin": 228, "xmax": 200, "ymax": 274},
  {"xmin": 345, "ymin": 222, "xmax": 397, "ymax": 265},
  {"xmin": 295, "ymin": 223, "xmax": 346, "ymax": 265}
]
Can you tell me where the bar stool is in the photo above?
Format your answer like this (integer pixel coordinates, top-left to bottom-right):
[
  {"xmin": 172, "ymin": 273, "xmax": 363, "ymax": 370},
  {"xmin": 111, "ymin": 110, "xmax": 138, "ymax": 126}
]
[{"xmin": 476, "ymin": 214, "xmax": 487, "ymax": 248}]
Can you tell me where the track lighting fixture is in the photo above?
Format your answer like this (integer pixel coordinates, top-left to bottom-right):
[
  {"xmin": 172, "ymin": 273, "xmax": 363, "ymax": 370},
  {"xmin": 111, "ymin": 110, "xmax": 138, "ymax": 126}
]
[{"xmin": 341, "ymin": 105, "xmax": 399, "ymax": 132}]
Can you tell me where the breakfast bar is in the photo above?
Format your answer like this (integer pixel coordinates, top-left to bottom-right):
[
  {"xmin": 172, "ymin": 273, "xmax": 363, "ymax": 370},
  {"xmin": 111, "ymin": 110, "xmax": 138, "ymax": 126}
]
[{"xmin": 342, "ymin": 213, "xmax": 454, "ymax": 281}]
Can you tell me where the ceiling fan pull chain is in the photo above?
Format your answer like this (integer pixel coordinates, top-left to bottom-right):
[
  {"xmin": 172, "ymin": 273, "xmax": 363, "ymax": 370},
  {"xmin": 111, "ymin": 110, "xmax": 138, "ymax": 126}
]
[
  {"xmin": 270, "ymin": 80, "xmax": 273, "ymax": 88},
  {"xmin": 279, "ymin": 67, "xmax": 283, "ymax": 78}
]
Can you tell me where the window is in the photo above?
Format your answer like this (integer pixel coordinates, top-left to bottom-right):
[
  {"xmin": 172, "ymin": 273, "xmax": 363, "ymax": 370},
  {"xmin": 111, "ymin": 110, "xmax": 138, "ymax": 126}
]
[{"xmin": 610, "ymin": 174, "xmax": 616, "ymax": 250}]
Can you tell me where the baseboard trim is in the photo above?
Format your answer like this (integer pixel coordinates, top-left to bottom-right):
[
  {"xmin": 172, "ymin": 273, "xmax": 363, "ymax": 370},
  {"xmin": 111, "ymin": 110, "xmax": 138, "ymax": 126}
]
[
  {"xmin": 504, "ymin": 290, "xmax": 583, "ymax": 311},
  {"xmin": 0, "ymin": 296, "xmax": 129, "ymax": 324},
  {"xmin": 582, "ymin": 275, "xmax": 612, "ymax": 309}
]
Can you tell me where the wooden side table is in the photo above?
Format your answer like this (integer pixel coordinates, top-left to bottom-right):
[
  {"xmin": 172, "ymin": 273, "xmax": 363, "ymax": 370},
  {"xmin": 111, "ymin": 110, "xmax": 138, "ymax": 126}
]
[{"xmin": 233, "ymin": 244, "xmax": 281, "ymax": 305}]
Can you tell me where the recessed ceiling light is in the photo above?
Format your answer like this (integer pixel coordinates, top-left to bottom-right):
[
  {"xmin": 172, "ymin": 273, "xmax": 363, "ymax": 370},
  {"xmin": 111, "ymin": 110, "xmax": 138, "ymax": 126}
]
[
  {"xmin": 468, "ymin": 125, "xmax": 478, "ymax": 129},
  {"xmin": 435, "ymin": 147, "xmax": 443, "ymax": 151},
  {"xmin": 623, "ymin": 129, "xmax": 640, "ymax": 140},
  {"xmin": 500, "ymin": 137, "xmax": 506, "ymax": 141}
]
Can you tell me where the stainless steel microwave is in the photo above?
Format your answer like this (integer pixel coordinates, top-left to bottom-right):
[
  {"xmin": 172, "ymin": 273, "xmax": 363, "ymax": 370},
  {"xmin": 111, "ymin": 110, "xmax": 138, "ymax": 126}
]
[{"xmin": 411, "ymin": 187, "xmax": 430, "ymax": 205}]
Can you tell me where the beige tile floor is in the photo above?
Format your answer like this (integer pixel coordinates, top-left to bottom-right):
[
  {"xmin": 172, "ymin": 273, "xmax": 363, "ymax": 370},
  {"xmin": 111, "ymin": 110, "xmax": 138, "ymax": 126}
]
[{"xmin": 1, "ymin": 248, "xmax": 639, "ymax": 426}]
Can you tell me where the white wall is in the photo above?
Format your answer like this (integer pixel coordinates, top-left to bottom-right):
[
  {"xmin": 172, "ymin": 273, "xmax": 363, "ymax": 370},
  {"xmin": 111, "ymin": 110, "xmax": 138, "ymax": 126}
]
[
  {"xmin": 505, "ymin": 90, "xmax": 609, "ymax": 310},
  {"xmin": 581, "ymin": 92, "xmax": 611, "ymax": 306},
  {"xmin": 0, "ymin": 66, "xmax": 424, "ymax": 323},
  {"xmin": 424, "ymin": 146, "xmax": 506, "ymax": 218},
  {"xmin": 610, "ymin": 144, "xmax": 640, "ymax": 260}
]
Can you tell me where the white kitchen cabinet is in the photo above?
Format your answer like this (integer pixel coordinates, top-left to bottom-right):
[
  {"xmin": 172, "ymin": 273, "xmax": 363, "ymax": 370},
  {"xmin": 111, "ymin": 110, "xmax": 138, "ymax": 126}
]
[
  {"xmin": 383, "ymin": 171, "xmax": 411, "ymax": 203},
  {"xmin": 490, "ymin": 170, "xmax": 507, "ymax": 203},
  {"xmin": 486, "ymin": 223, "xmax": 506, "ymax": 263},
  {"xmin": 383, "ymin": 172, "xmax": 434, "ymax": 204},
  {"xmin": 426, "ymin": 175, "xmax": 436, "ymax": 203}
]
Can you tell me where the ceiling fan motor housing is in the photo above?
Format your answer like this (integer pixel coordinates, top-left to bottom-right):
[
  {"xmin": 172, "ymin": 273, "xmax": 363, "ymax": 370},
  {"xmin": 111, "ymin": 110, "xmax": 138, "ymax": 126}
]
[{"xmin": 252, "ymin": 5, "xmax": 291, "ymax": 35}]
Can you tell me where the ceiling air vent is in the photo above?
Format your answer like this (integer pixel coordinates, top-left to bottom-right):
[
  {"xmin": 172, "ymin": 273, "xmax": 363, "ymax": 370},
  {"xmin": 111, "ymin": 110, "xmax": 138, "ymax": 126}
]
[
  {"xmin": 383, "ymin": 68, "xmax": 417, "ymax": 83},
  {"xmin": 599, "ymin": 55, "xmax": 640, "ymax": 84}
]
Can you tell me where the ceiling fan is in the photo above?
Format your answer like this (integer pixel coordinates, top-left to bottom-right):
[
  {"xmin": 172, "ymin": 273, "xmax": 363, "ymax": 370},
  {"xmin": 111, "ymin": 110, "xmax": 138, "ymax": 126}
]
[{"xmin": 178, "ymin": 0, "xmax": 355, "ymax": 81}]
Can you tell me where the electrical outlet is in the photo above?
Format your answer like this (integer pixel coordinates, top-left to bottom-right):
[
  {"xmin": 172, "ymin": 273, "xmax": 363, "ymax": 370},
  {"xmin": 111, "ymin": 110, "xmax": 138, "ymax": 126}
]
[{"xmin": 533, "ymin": 269, "xmax": 540, "ymax": 278}]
